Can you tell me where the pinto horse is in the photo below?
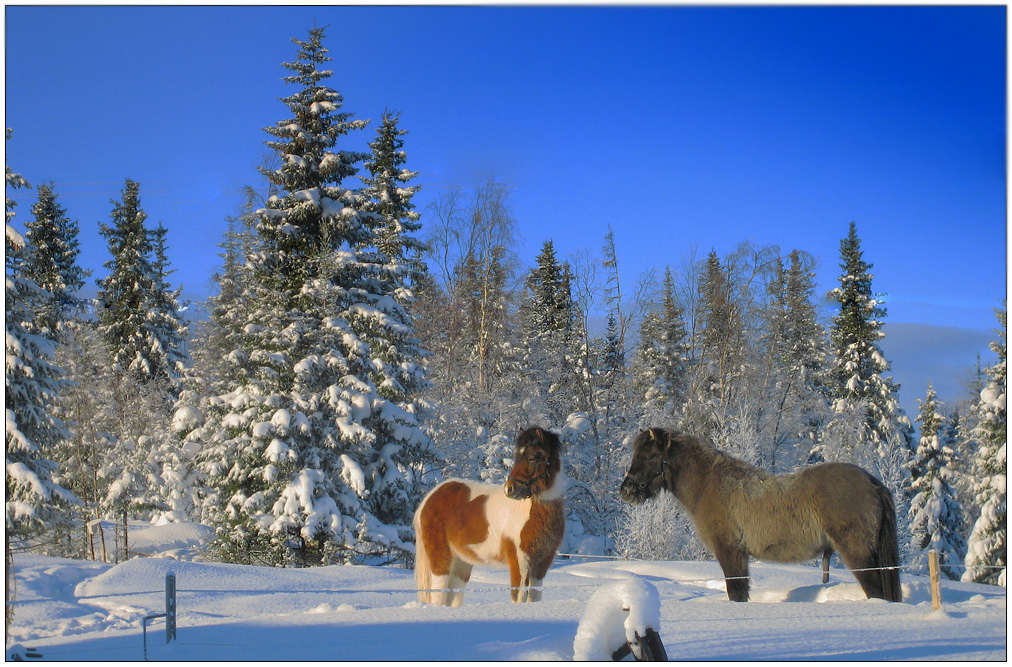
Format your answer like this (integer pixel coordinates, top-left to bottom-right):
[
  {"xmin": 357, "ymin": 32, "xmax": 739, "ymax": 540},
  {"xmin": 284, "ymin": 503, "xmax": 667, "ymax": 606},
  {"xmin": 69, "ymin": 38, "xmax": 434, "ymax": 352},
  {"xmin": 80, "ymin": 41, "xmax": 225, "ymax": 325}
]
[{"xmin": 413, "ymin": 427, "xmax": 566, "ymax": 606}]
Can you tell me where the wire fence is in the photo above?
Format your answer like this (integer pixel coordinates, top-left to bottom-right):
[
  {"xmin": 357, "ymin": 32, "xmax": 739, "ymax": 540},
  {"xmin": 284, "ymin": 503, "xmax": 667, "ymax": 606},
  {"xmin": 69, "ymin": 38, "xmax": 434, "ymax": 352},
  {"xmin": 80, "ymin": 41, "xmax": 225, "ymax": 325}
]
[{"xmin": 8, "ymin": 551, "xmax": 1005, "ymax": 662}]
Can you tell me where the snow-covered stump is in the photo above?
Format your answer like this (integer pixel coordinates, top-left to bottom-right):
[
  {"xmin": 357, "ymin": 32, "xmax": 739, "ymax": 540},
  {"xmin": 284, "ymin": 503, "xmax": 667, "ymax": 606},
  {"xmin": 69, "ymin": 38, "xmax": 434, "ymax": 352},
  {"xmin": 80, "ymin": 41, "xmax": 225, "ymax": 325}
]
[{"xmin": 573, "ymin": 578, "xmax": 667, "ymax": 661}]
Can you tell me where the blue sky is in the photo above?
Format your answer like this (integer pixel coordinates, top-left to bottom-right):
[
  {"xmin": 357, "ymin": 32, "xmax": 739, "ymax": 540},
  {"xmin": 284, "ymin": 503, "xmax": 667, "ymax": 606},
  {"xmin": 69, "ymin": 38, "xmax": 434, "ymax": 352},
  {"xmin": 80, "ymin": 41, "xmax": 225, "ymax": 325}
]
[{"xmin": 4, "ymin": 5, "xmax": 1006, "ymax": 416}]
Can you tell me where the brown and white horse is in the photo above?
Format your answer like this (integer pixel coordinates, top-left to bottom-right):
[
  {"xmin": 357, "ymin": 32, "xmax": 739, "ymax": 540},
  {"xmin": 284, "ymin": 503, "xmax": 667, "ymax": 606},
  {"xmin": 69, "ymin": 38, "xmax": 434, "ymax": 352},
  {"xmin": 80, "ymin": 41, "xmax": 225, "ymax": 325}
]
[{"xmin": 413, "ymin": 427, "xmax": 566, "ymax": 606}]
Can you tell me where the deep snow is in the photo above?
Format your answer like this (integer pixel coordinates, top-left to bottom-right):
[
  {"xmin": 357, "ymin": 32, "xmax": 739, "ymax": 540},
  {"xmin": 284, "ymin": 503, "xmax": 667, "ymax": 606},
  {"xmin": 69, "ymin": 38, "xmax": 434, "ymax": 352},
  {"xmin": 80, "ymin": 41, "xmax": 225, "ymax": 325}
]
[{"xmin": 4, "ymin": 522, "xmax": 1006, "ymax": 662}]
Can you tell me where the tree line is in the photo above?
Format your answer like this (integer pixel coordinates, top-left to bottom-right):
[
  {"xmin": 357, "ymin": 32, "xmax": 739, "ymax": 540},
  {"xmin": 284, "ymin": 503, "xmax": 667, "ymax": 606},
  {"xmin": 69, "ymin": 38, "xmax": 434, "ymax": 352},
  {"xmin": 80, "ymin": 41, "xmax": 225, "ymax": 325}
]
[{"xmin": 6, "ymin": 27, "xmax": 1005, "ymax": 603}]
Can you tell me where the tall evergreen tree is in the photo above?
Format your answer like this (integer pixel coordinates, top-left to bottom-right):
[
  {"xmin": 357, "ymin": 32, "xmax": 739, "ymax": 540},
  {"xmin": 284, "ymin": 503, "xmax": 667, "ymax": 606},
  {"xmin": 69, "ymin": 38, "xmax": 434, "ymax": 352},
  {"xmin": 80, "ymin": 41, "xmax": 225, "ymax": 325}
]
[
  {"xmin": 962, "ymin": 305, "xmax": 1006, "ymax": 586},
  {"xmin": 908, "ymin": 383, "xmax": 966, "ymax": 579},
  {"xmin": 23, "ymin": 183, "xmax": 89, "ymax": 334},
  {"xmin": 146, "ymin": 223, "xmax": 188, "ymax": 385},
  {"xmin": 685, "ymin": 249, "xmax": 743, "ymax": 437},
  {"xmin": 96, "ymin": 179, "xmax": 184, "ymax": 385},
  {"xmin": 765, "ymin": 250, "xmax": 829, "ymax": 466},
  {"xmin": 355, "ymin": 109, "xmax": 437, "ymax": 533},
  {"xmin": 184, "ymin": 27, "xmax": 432, "ymax": 567},
  {"xmin": 633, "ymin": 266, "xmax": 689, "ymax": 426},
  {"xmin": 818, "ymin": 223, "xmax": 911, "ymax": 470},
  {"xmin": 518, "ymin": 239, "xmax": 578, "ymax": 423},
  {"xmin": 361, "ymin": 110, "xmax": 425, "ymax": 268},
  {"xmin": 6, "ymin": 144, "xmax": 76, "ymax": 623}
]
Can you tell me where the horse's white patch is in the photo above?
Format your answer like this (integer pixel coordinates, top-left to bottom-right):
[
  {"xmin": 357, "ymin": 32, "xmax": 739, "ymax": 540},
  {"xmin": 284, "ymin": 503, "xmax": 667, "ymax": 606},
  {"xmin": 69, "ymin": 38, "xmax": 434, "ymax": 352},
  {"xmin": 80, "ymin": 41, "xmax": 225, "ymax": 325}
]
[
  {"xmin": 540, "ymin": 470, "xmax": 568, "ymax": 501},
  {"xmin": 453, "ymin": 481, "xmax": 532, "ymax": 564}
]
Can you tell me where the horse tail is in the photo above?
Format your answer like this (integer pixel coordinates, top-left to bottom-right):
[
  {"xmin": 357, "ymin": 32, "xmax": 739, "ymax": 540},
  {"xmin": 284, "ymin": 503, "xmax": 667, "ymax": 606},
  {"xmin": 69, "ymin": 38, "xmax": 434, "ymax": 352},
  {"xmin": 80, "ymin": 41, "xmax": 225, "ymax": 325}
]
[
  {"xmin": 874, "ymin": 481, "xmax": 902, "ymax": 602},
  {"xmin": 413, "ymin": 497, "xmax": 433, "ymax": 604}
]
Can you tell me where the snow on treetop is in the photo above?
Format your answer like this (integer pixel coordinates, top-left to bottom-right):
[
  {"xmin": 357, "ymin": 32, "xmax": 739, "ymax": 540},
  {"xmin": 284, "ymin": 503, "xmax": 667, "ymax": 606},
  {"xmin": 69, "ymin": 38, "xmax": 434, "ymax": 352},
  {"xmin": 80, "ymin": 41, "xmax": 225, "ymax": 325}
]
[
  {"xmin": 171, "ymin": 406, "xmax": 203, "ymax": 433},
  {"xmin": 980, "ymin": 385, "xmax": 1006, "ymax": 411}
]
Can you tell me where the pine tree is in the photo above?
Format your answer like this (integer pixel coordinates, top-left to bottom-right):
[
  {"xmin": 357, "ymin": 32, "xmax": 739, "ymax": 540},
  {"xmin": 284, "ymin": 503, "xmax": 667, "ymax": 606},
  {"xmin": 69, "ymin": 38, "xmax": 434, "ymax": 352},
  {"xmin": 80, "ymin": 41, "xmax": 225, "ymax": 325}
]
[
  {"xmin": 962, "ymin": 305, "xmax": 1006, "ymax": 586},
  {"xmin": 518, "ymin": 239, "xmax": 579, "ymax": 423},
  {"xmin": 908, "ymin": 384, "xmax": 966, "ymax": 579},
  {"xmin": 96, "ymin": 179, "xmax": 184, "ymax": 385},
  {"xmin": 685, "ymin": 249, "xmax": 743, "ymax": 437},
  {"xmin": 353, "ymin": 110, "xmax": 437, "ymax": 536},
  {"xmin": 146, "ymin": 223, "xmax": 188, "ymax": 385},
  {"xmin": 764, "ymin": 250, "xmax": 830, "ymax": 467},
  {"xmin": 93, "ymin": 180, "xmax": 188, "ymax": 541},
  {"xmin": 23, "ymin": 183, "xmax": 89, "ymax": 334},
  {"xmin": 360, "ymin": 110, "xmax": 425, "ymax": 268},
  {"xmin": 185, "ymin": 27, "xmax": 432, "ymax": 567},
  {"xmin": 188, "ymin": 194, "xmax": 261, "ymax": 402},
  {"xmin": 6, "ymin": 141, "xmax": 76, "ymax": 625},
  {"xmin": 633, "ymin": 266, "xmax": 689, "ymax": 426},
  {"xmin": 819, "ymin": 223, "xmax": 912, "ymax": 470}
]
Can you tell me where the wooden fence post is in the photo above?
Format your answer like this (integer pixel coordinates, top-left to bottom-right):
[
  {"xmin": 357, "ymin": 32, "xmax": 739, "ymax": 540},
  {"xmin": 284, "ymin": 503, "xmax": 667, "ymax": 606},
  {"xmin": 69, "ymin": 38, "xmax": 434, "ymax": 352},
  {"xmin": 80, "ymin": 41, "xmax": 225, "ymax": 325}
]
[
  {"xmin": 98, "ymin": 522, "xmax": 108, "ymax": 563},
  {"xmin": 928, "ymin": 550, "xmax": 942, "ymax": 611},
  {"xmin": 87, "ymin": 521, "xmax": 96, "ymax": 562}
]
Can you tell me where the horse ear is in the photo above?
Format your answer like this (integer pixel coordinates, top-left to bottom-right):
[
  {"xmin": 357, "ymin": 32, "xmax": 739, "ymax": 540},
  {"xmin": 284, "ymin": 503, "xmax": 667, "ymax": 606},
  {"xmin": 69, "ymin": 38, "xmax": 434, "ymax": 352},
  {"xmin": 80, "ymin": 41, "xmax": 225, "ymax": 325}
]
[
  {"xmin": 649, "ymin": 428, "xmax": 675, "ymax": 454},
  {"xmin": 534, "ymin": 426, "xmax": 561, "ymax": 452}
]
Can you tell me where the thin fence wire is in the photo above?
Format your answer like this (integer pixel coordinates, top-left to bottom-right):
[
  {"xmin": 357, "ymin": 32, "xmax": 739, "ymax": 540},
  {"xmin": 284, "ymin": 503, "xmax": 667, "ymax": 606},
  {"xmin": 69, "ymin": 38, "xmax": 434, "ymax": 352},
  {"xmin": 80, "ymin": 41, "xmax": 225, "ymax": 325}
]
[{"xmin": 9, "ymin": 555, "xmax": 1005, "ymax": 657}]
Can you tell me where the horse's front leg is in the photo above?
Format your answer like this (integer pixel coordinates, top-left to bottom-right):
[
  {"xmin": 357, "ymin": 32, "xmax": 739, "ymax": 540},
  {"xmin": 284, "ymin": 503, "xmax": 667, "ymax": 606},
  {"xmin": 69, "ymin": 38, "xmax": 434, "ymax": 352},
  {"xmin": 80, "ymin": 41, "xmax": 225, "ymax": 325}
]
[
  {"xmin": 525, "ymin": 575, "xmax": 543, "ymax": 602},
  {"xmin": 509, "ymin": 548, "xmax": 539, "ymax": 602},
  {"xmin": 714, "ymin": 542, "xmax": 750, "ymax": 602},
  {"xmin": 503, "ymin": 539, "xmax": 524, "ymax": 602}
]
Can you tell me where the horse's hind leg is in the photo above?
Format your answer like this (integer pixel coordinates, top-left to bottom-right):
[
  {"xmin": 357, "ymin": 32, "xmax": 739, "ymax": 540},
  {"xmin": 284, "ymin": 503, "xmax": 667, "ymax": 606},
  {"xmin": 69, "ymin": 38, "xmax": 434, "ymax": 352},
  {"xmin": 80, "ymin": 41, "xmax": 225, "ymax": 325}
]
[
  {"xmin": 444, "ymin": 556, "xmax": 473, "ymax": 607},
  {"xmin": 829, "ymin": 535, "xmax": 888, "ymax": 600},
  {"xmin": 822, "ymin": 548, "xmax": 832, "ymax": 584},
  {"xmin": 714, "ymin": 542, "xmax": 750, "ymax": 602}
]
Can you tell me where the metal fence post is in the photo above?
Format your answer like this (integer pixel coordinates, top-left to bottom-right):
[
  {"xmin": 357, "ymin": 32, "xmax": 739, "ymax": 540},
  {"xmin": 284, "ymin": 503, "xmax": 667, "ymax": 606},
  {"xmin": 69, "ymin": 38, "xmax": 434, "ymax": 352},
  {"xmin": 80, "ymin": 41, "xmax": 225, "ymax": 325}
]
[{"xmin": 165, "ymin": 572, "xmax": 176, "ymax": 643}]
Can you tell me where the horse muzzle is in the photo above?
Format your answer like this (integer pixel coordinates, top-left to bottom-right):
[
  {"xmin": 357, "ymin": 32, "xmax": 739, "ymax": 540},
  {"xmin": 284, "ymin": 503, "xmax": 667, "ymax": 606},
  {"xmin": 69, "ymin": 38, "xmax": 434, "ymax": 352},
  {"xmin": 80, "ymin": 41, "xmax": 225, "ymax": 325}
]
[
  {"xmin": 505, "ymin": 479, "xmax": 532, "ymax": 500},
  {"xmin": 619, "ymin": 478, "xmax": 648, "ymax": 504}
]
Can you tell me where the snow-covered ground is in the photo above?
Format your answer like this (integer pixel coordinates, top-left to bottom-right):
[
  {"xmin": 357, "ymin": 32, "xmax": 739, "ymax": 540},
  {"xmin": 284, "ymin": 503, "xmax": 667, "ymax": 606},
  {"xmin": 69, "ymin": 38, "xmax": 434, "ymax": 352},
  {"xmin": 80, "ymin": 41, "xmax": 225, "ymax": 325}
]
[{"xmin": 5, "ymin": 522, "xmax": 1006, "ymax": 662}]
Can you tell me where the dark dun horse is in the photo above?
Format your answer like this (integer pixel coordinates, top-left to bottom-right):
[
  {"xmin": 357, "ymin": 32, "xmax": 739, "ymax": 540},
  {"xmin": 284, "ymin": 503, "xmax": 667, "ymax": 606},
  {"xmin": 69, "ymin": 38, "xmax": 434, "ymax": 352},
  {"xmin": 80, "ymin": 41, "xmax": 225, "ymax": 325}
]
[
  {"xmin": 413, "ymin": 427, "xmax": 566, "ymax": 606},
  {"xmin": 620, "ymin": 428, "xmax": 902, "ymax": 603}
]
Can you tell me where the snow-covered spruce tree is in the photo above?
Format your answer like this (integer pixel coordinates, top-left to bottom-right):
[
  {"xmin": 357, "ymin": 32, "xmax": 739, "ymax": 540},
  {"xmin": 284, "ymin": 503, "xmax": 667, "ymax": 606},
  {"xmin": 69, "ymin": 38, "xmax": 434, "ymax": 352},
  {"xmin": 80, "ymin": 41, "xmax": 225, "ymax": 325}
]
[
  {"xmin": 6, "ymin": 144, "xmax": 77, "ymax": 627},
  {"xmin": 360, "ymin": 111, "xmax": 426, "ymax": 271},
  {"xmin": 96, "ymin": 180, "xmax": 157, "ymax": 380},
  {"xmin": 23, "ymin": 183, "xmax": 89, "ymax": 335},
  {"xmin": 632, "ymin": 266, "xmax": 689, "ymax": 429},
  {"xmin": 517, "ymin": 239, "xmax": 580, "ymax": 424},
  {"xmin": 354, "ymin": 109, "xmax": 438, "ymax": 532},
  {"xmin": 682, "ymin": 250, "xmax": 743, "ymax": 439},
  {"xmin": 944, "ymin": 406, "xmax": 979, "ymax": 535},
  {"xmin": 96, "ymin": 179, "xmax": 187, "ymax": 388},
  {"xmin": 94, "ymin": 180, "xmax": 189, "ymax": 539},
  {"xmin": 185, "ymin": 27, "xmax": 433, "ymax": 567},
  {"xmin": 907, "ymin": 383, "xmax": 966, "ymax": 579},
  {"xmin": 18, "ymin": 181, "xmax": 95, "ymax": 556},
  {"xmin": 817, "ymin": 223, "xmax": 912, "ymax": 472},
  {"xmin": 762, "ymin": 250, "xmax": 830, "ymax": 470},
  {"xmin": 962, "ymin": 305, "xmax": 1006, "ymax": 586},
  {"xmin": 146, "ymin": 222, "xmax": 188, "ymax": 385}
]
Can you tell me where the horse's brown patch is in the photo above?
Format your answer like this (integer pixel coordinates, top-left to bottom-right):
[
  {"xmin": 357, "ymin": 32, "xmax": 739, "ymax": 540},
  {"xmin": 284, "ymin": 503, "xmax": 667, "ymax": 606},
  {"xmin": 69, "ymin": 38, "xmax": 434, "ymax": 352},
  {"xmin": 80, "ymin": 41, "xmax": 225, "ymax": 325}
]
[
  {"xmin": 419, "ymin": 481, "xmax": 489, "ymax": 576},
  {"xmin": 500, "ymin": 537, "xmax": 521, "ymax": 601},
  {"xmin": 521, "ymin": 498, "xmax": 565, "ymax": 579}
]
